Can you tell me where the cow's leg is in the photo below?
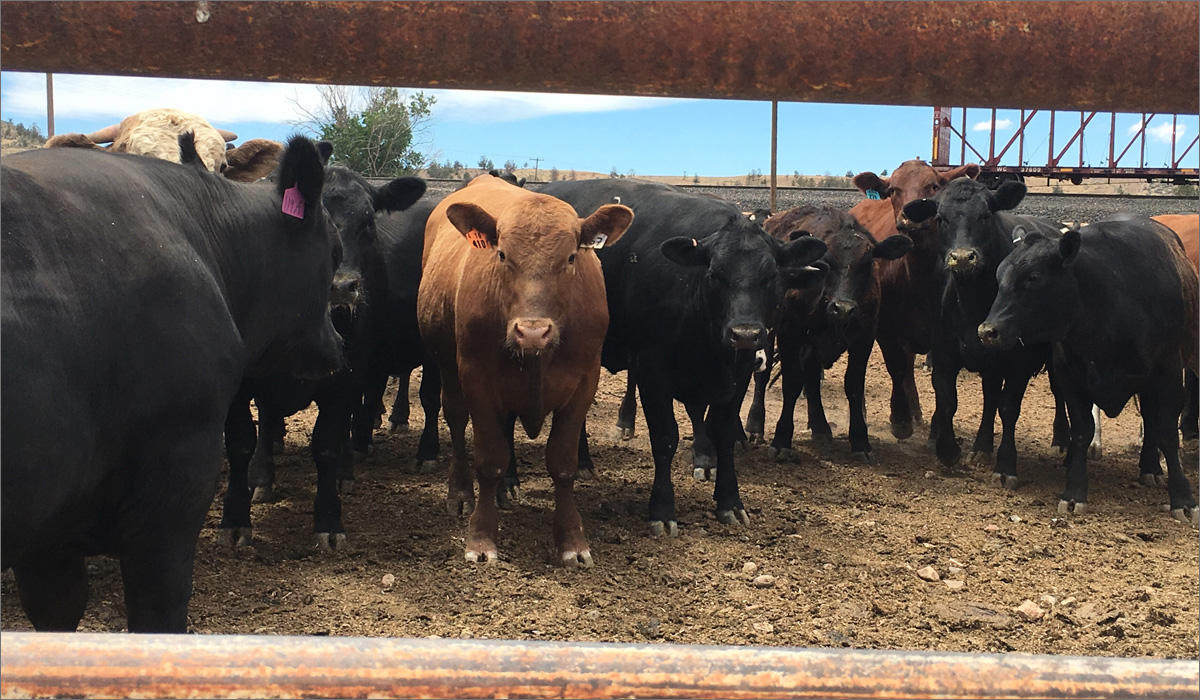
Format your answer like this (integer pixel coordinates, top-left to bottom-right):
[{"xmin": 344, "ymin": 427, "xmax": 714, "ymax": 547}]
[
  {"xmin": 219, "ymin": 389, "xmax": 255, "ymax": 546},
  {"xmin": 414, "ymin": 362, "xmax": 442, "ymax": 471},
  {"xmin": 879, "ymin": 338, "xmax": 917, "ymax": 439},
  {"xmin": 1059, "ymin": 390, "xmax": 1094, "ymax": 514},
  {"xmin": 1051, "ymin": 395, "xmax": 1070, "ymax": 453},
  {"xmin": 262, "ymin": 411, "xmax": 286, "ymax": 454},
  {"xmin": 968, "ymin": 372, "xmax": 1001, "ymax": 464},
  {"xmin": 1137, "ymin": 401, "xmax": 1164, "ymax": 487},
  {"xmin": 466, "ymin": 409, "xmax": 507, "ymax": 563},
  {"xmin": 498, "ymin": 413, "xmax": 521, "ymax": 509},
  {"xmin": 744, "ymin": 330, "xmax": 775, "ymax": 443},
  {"xmin": 577, "ymin": 418, "xmax": 595, "ymax": 480},
  {"xmin": 547, "ymin": 377, "xmax": 597, "ymax": 567},
  {"xmin": 440, "ymin": 369, "xmax": 474, "ymax": 516},
  {"xmin": 844, "ymin": 338, "xmax": 873, "ymax": 463},
  {"xmin": 768, "ymin": 340, "xmax": 801, "ymax": 461},
  {"xmin": 310, "ymin": 390, "xmax": 351, "ymax": 552},
  {"xmin": 121, "ymin": 426, "xmax": 221, "ymax": 632},
  {"xmin": 639, "ymin": 377, "xmax": 681, "ymax": 537},
  {"xmin": 247, "ymin": 401, "xmax": 280, "ymax": 503},
  {"xmin": 13, "ymin": 551, "xmax": 88, "ymax": 631},
  {"xmin": 1180, "ymin": 369, "xmax": 1199, "ymax": 441},
  {"xmin": 803, "ymin": 350, "xmax": 833, "ymax": 442},
  {"xmin": 1089, "ymin": 404, "xmax": 1104, "ymax": 458},
  {"xmin": 993, "ymin": 369, "xmax": 1034, "ymax": 489},
  {"xmin": 686, "ymin": 402, "xmax": 716, "ymax": 481},
  {"xmin": 353, "ymin": 370, "xmax": 389, "ymax": 460},
  {"xmin": 929, "ymin": 344, "xmax": 963, "ymax": 468},
  {"xmin": 709, "ymin": 399, "xmax": 749, "ymax": 526},
  {"xmin": 1143, "ymin": 376, "xmax": 1199, "ymax": 524},
  {"xmin": 389, "ymin": 370, "xmax": 413, "ymax": 433},
  {"xmin": 615, "ymin": 370, "xmax": 637, "ymax": 440}
]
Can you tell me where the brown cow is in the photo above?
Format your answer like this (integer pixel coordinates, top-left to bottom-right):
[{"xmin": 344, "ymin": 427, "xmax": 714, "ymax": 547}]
[
  {"xmin": 849, "ymin": 159, "xmax": 980, "ymax": 439},
  {"xmin": 45, "ymin": 108, "xmax": 282, "ymax": 182},
  {"xmin": 417, "ymin": 174, "xmax": 633, "ymax": 566},
  {"xmin": 1153, "ymin": 213, "xmax": 1200, "ymax": 439}
]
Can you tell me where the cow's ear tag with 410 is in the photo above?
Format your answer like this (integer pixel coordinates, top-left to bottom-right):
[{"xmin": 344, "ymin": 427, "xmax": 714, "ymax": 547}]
[
  {"xmin": 581, "ymin": 233, "xmax": 608, "ymax": 249},
  {"xmin": 466, "ymin": 229, "xmax": 490, "ymax": 249},
  {"xmin": 281, "ymin": 186, "xmax": 306, "ymax": 218}
]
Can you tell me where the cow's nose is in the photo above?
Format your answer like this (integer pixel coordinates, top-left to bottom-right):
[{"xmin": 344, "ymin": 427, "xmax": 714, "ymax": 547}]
[
  {"xmin": 978, "ymin": 322, "xmax": 1001, "ymax": 346},
  {"xmin": 946, "ymin": 248, "xmax": 980, "ymax": 271},
  {"xmin": 828, "ymin": 299, "xmax": 858, "ymax": 320},
  {"xmin": 728, "ymin": 324, "xmax": 764, "ymax": 350},
  {"xmin": 330, "ymin": 275, "xmax": 362, "ymax": 306},
  {"xmin": 513, "ymin": 318, "xmax": 554, "ymax": 352}
]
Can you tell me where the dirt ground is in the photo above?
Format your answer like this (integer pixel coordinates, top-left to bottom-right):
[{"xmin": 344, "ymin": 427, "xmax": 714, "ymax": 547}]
[{"xmin": 3, "ymin": 352, "xmax": 1197, "ymax": 659}]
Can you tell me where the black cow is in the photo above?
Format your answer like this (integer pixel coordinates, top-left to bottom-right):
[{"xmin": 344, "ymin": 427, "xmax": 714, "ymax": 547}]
[
  {"xmin": 746, "ymin": 205, "xmax": 911, "ymax": 462},
  {"xmin": 2, "ymin": 135, "xmax": 342, "ymax": 632},
  {"xmin": 220, "ymin": 160, "xmax": 426, "ymax": 550},
  {"xmin": 901, "ymin": 179, "xmax": 1061, "ymax": 486},
  {"xmin": 979, "ymin": 216, "xmax": 1199, "ymax": 523},
  {"xmin": 539, "ymin": 179, "xmax": 826, "ymax": 535}
]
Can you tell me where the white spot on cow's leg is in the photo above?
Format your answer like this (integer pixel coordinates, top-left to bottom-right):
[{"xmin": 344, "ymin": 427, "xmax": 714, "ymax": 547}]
[
  {"xmin": 464, "ymin": 548, "xmax": 498, "ymax": 563},
  {"xmin": 648, "ymin": 520, "xmax": 678, "ymax": 538},
  {"xmin": 991, "ymin": 472, "xmax": 1019, "ymax": 490},
  {"xmin": 1170, "ymin": 507, "xmax": 1200, "ymax": 527},
  {"xmin": 1057, "ymin": 500, "xmax": 1087, "ymax": 515},
  {"xmin": 1089, "ymin": 404, "xmax": 1103, "ymax": 458},
  {"xmin": 561, "ymin": 550, "xmax": 594, "ymax": 568},
  {"xmin": 716, "ymin": 508, "xmax": 750, "ymax": 526},
  {"xmin": 754, "ymin": 348, "xmax": 767, "ymax": 373}
]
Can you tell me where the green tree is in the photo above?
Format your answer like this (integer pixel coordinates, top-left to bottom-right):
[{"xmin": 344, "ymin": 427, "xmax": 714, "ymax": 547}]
[
  {"xmin": 478, "ymin": 155, "xmax": 495, "ymax": 171},
  {"xmin": 300, "ymin": 86, "xmax": 434, "ymax": 177}
]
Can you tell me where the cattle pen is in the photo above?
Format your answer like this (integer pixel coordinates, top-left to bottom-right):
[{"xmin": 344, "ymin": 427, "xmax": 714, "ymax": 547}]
[{"xmin": 2, "ymin": 2, "xmax": 1198, "ymax": 699}]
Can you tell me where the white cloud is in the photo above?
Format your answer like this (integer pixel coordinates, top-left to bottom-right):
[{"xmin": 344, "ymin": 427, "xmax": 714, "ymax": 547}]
[
  {"xmin": 972, "ymin": 118, "xmax": 1013, "ymax": 132},
  {"xmin": 1127, "ymin": 119, "xmax": 1188, "ymax": 144},
  {"xmin": 0, "ymin": 72, "xmax": 679, "ymax": 127}
]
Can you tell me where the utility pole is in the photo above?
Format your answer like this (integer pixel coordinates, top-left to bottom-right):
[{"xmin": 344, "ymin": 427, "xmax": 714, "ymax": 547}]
[
  {"xmin": 46, "ymin": 73, "xmax": 54, "ymax": 137},
  {"xmin": 530, "ymin": 156, "xmax": 542, "ymax": 181}
]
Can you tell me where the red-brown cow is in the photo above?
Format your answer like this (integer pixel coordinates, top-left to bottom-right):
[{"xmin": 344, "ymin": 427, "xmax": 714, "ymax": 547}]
[
  {"xmin": 1153, "ymin": 213, "xmax": 1200, "ymax": 439},
  {"xmin": 849, "ymin": 159, "xmax": 980, "ymax": 439},
  {"xmin": 417, "ymin": 174, "xmax": 633, "ymax": 566}
]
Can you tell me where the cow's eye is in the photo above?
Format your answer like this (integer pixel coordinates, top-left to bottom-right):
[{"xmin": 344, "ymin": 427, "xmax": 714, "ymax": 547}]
[
  {"xmin": 498, "ymin": 250, "xmax": 506, "ymax": 262},
  {"xmin": 568, "ymin": 253, "xmax": 576, "ymax": 264}
]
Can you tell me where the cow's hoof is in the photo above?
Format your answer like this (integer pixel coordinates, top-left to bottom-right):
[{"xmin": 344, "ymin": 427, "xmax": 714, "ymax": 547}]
[
  {"xmin": 890, "ymin": 422, "xmax": 914, "ymax": 440},
  {"xmin": 1170, "ymin": 507, "xmax": 1199, "ymax": 526},
  {"xmin": 220, "ymin": 527, "xmax": 253, "ymax": 549},
  {"xmin": 447, "ymin": 495, "xmax": 475, "ymax": 517},
  {"xmin": 497, "ymin": 485, "xmax": 521, "ymax": 510},
  {"xmin": 853, "ymin": 450, "xmax": 875, "ymax": 465},
  {"xmin": 746, "ymin": 432, "xmax": 764, "ymax": 445},
  {"xmin": 1140, "ymin": 473, "xmax": 1166, "ymax": 488},
  {"xmin": 314, "ymin": 532, "xmax": 347, "ymax": 553},
  {"xmin": 561, "ymin": 549, "xmax": 594, "ymax": 568},
  {"xmin": 251, "ymin": 485, "xmax": 274, "ymax": 503},
  {"xmin": 415, "ymin": 458, "xmax": 439, "ymax": 473},
  {"xmin": 716, "ymin": 508, "xmax": 750, "ymax": 526},
  {"xmin": 464, "ymin": 548, "xmax": 499, "ymax": 563},
  {"xmin": 992, "ymin": 473, "xmax": 1019, "ymax": 490},
  {"xmin": 767, "ymin": 446, "xmax": 794, "ymax": 462},
  {"xmin": 648, "ymin": 520, "xmax": 679, "ymax": 538},
  {"xmin": 612, "ymin": 426, "xmax": 635, "ymax": 441},
  {"xmin": 810, "ymin": 432, "xmax": 834, "ymax": 444},
  {"xmin": 967, "ymin": 450, "xmax": 992, "ymax": 467},
  {"xmin": 693, "ymin": 466, "xmax": 715, "ymax": 481},
  {"xmin": 577, "ymin": 467, "xmax": 596, "ymax": 481},
  {"xmin": 1057, "ymin": 500, "xmax": 1087, "ymax": 515},
  {"xmin": 389, "ymin": 421, "xmax": 409, "ymax": 434}
]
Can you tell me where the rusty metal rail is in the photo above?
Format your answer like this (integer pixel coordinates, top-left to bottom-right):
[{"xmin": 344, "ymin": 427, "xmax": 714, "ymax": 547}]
[
  {"xmin": 1, "ymin": 632, "xmax": 1196, "ymax": 699},
  {"xmin": 1, "ymin": 1, "xmax": 1197, "ymax": 113}
]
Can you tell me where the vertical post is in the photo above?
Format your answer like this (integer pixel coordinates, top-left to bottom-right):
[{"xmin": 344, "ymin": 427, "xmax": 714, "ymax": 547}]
[
  {"xmin": 1140, "ymin": 113, "xmax": 1147, "ymax": 168},
  {"xmin": 932, "ymin": 106, "xmax": 951, "ymax": 165},
  {"xmin": 1171, "ymin": 114, "xmax": 1178, "ymax": 167},
  {"xmin": 45, "ymin": 73, "xmax": 54, "ymax": 137},
  {"xmin": 770, "ymin": 100, "xmax": 778, "ymax": 214},
  {"xmin": 988, "ymin": 107, "xmax": 997, "ymax": 164},
  {"xmin": 1017, "ymin": 108, "xmax": 1025, "ymax": 169},
  {"xmin": 1108, "ymin": 112, "xmax": 1116, "ymax": 168},
  {"xmin": 1078, "ymin": 112, "xmax": 1084, "ymax": 167},
  {"xmin": 959, "ymin": 108, "xmax": 966, "ymax": 166},
  {"xmin": 1047, "ymin": 111, "xmax": 1056, "ymax": 166}
]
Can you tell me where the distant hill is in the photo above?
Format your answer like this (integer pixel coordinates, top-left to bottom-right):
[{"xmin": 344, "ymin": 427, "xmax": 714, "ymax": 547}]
[{"xmin": 1, "ymin": 119, "xmax": 47, "ymax": 154}]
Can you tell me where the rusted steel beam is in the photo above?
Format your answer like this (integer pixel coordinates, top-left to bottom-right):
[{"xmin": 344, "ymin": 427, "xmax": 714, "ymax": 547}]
[
  {"xmin": 1, "ymin": 632, "xmax": 1198, "ymax": 699},
  {"xmin": 1, "ymin": 1, "xmax": 1196, "ymax": 113}
]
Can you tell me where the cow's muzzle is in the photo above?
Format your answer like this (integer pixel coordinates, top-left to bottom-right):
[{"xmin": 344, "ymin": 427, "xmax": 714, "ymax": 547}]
[
  {"xmin": 977, "ymin": 322, "xmax": 1012, "ymax": 349},
  {"xmin": 727, "ymin": 323, "xmax": 765, "ymax": 350},
  {"xmin": 510, "ymin": 317, "xmax": 557, "ymax": 355},
  {"xmin": 945, "ymin": 248, "xmax": 982, "ymax": 275},
  {"xmin": 827, "ymin": 299, "xmax": 859, "ymax": 322}
]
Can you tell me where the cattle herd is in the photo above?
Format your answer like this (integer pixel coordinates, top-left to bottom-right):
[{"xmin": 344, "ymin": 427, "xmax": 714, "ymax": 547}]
[{"xmin": 2, "ymin": 109, "xmax": 1197, "ymax": 635}]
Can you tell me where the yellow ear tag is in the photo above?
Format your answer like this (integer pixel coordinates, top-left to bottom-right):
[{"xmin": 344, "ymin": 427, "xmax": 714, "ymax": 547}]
[{"xmin": 466, "ymin": 229, "xmax": 490, "ymax": 250}]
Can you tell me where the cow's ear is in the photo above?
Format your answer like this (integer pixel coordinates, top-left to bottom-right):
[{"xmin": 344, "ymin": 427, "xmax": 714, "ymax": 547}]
[
  {"xmin": 942, "ymin": 163, "xmax": 981, "ymax": 182},
  {"xmin": 780, "ymin": 259, "xmax": 829, "ymax": 290},
  {"xmin": 374, "ymin": 176, "xmax": 426, "ymax": 213},
  {"xmin": 316, "ymin": 141, "xmax": 334, "ymax": 166},
  {"xmin": 45, "ymin": 133, "xmax": 100, "ymax": 149},
  {"xmin": 778, "ymin": 235, "xmax": 827, "ymax": 268},
  {"xmin": 276, "ymin": 135, "xmax": 327, "ymax": 222},
  {"xmin": 580, "ymin": 204, "xmax": 633, "ymax": 249},
  {"xmin": 661, "ymin": 236, "xmax": 711, "ymax": 267},
  {"xmin": 517, "ymin": 177, "xmax": 527, "ymax": 188},
  {"xmin": 1058, "ymin": 229, "xmax": 1081, "ymax": 266},
  {"xmin": 446, "ymin": 202, "xmax": 498, "ymax": 247},
  {"xmin": 873, "ymin": 233, "xmax": 914, "ymax": 260},
  {"xmin": 901, "ymin": 198, "xmax": 938, "ymax": 224},
  {"xmin": 224, "ymin": 138, "xmax": 284, "ymax": 182},
  {"xmin": 177, "ymin": 132, "xmax": 208, "ymax": 172},
  {"xmin": 853, "ymin": 172, "xmax": 890, "ymax": 198},
  {"xmin": 989, "ymin": 181, "xmax": 1026, "ymax": 211}
]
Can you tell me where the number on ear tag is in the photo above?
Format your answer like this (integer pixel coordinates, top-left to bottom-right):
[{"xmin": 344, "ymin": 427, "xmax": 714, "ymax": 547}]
[
  {"xmin": 866, "ymin": 189, "xmax": 882, "ymax": 200},
  {"xmin": 581, "ymin": 233, "xmax": 608, "ymax": 249},
  {"xmin": 281, "ymin": 186, "xmax": 306, "ymax": 218},
  {"xmin": 466, "ymin": 229, "xmax": 490, "ymax": 249}
]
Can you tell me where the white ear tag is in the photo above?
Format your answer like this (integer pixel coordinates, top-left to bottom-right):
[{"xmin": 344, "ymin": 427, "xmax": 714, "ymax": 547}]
[{"xmin": 581, "ymin": 233, "xmax": 608, "ymax": 249}]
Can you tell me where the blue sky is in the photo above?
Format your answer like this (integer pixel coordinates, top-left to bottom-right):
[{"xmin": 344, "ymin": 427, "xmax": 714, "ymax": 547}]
[{"xmin": 2, "ymin": 71, "xmax": 1195, "ymax": 178}]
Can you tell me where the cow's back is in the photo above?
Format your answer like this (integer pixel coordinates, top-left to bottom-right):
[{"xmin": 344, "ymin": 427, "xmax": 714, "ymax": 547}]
[{"xmin": 1153, "ymin": 214, "xmax": 1200, "ymax": 271}]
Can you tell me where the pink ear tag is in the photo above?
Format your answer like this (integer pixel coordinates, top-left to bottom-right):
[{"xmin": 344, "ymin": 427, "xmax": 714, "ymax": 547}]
[{"xmin": 281, "ymin": 185, "xmax": 306, "ymax": 219}]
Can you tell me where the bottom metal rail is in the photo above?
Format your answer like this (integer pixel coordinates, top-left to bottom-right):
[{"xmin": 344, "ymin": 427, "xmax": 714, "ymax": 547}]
[{"xmin": 0, "ymin": 632, "xmax": 1196, "ymax": 699}]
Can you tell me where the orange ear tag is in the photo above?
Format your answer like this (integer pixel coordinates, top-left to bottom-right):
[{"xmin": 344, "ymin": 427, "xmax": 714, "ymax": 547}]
[{"xmin": 466, "ymin": 229, "xmax": 490, "ymax": 250}]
